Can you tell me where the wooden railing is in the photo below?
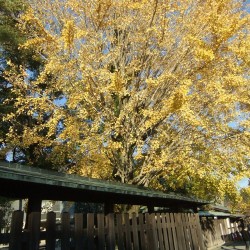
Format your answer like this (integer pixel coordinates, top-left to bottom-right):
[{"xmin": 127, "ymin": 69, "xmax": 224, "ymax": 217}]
[{"xmin": 0, "ymin": 211, "xmax": 205, "ymax": 250}]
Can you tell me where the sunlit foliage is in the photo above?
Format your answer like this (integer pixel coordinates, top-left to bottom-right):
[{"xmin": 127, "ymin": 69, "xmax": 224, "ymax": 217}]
[{"xmin": 3, "ymin": 0, "xmax": 250, "ymax": 202}]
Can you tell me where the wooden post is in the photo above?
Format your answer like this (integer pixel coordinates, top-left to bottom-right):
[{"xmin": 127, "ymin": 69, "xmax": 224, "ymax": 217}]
[
  {"xmin": 46, "ymin": 212, "xmax": 56, "ymax": 250},
  {"xmin": 9, "ymin": 210, "xmax": 24, "ymax": 250},
  {"xmin": 28, "ymin": 212, "xmax": 41, "ymax": 250},
  {"xmin": 25, "ymin": 198, "xmax": 42, "ymax": 229}
]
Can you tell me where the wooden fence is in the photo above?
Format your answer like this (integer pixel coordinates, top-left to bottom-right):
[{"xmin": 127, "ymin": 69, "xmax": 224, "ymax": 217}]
[
  {"xmin": 0, "ymin": 211, "xmax": 205, "ymax": 250},
  {"xmin": 200, "ymin": 218, "xmax": 240, "ymax": 249}
]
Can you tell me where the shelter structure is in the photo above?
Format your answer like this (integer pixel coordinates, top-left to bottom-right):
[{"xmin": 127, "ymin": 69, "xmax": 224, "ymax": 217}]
[
  {"xmin": 0, "ymin": 161, "xmax": 207, "ymax": 214},
  {"xmin": 199, "ymin": 204, "xmax": 244, "ymax": 221}
]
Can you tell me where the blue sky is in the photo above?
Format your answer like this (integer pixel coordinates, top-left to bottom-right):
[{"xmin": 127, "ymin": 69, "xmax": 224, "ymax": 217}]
[{"xmin": 238, "ymin": 178, "xmax": 249, "ymax": 188}]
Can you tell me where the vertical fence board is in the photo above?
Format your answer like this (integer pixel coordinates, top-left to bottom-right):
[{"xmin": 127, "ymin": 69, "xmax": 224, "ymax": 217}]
[
  {"xmin": 124, "ymin": 213, "xmax": 132, "ymax": 250},
  {"xmin": 28, "ymin": 212, "xmax": 41, "ymax": 250},
  {"xmin": 156, "ymin": 213, "xmax": 164, "ymax": 250},
  {"xmin": 46, "ymin": 212, "xmax": 56, "ymax": 250},
  {"xmin": 132, "ymin": 213, "xmax": 139, "ymax": 250},
  {"xmin": 146, "ymin": 213, "xmax": 158, "ymax": 250},
  {"xmin": 9, "ymin": 210, "xmax": 24, "ymax": 250},
  {"xmin": 116, "ymin": 214, "xmax": 124, "ymax": 250},
  {"xmin": 61, "ymin": 212, "xmax": 70, "ymax": 250},
  {"xmin": 138, "ymin": 213, "xmax": 147, "ymax": 250},
  {"xmin": 3, "ymin": 211, "xmax": 211, "ymax": 250},
  {"xmin": 75, "ymin": 213, "xmax": 84, "ymax": 250},
  {"xmin": 194, "ymin": 213, "xmax": 206, "ymax": 250},
  {"xmin": 189, "ymin": 213, "xmax": 200, "ymax": 250},
  {"xmin": 145, "ymin": 213, "xmax": 153, "ymax": 250},
  {"xmin": 161, "ymin": 214, "xmax": 170, "ymax": 250},
  {"xmin": 97, "ymin": 214, "xmax": 105, "ymax": 250},
  {"xmin": 170, "ymin": 213, "xmax": 179, "ymax": 250},
  {"xmin": 165, "ymin": 213, "xmax": 174, "ymax": 250},
  {"xmin": 107, "ymin": 213, "xmax": 115, "ymax": 250},
  {"xmin": 176, "ymin": 213, "xmax": 187, "ymax": 250},
  {"xmin": 87, "ymin": 213, "xmax": 95, "ymax": 250},
  {"xmin": 182, "ymin": 213, "xmax": 192, "ymax": 250}
]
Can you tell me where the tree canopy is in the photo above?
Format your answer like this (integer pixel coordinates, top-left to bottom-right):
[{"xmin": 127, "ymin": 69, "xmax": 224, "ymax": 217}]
[{"xmin": 2, "ymin": 0, "xmax": 250, "ymax": 202}]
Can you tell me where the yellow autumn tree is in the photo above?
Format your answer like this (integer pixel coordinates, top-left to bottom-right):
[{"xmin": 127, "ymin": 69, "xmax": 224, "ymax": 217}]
[
  {"xmin": 4, "ymin": 0, "xmax": 250, "ymax": 202},
  {"xmin": 239, "ymin": 186, "xmax": 250, "ymax": 216}
]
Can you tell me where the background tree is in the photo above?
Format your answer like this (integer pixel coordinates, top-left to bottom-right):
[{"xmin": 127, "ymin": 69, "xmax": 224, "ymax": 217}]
[
  {"xmin": 239, "ymin": 186, "xmax": 250, "ymax": 214},
  {"xmin": 4, "ymin": 0, "xmax": 250, "ymax": 202},
  {"xmin": 0, "ymin": 0, "xmax": 72, "ymax": 168}
]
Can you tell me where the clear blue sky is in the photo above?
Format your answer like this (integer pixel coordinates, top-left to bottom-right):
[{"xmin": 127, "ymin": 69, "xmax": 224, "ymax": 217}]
[{"xmin": 238, "ymin": 178, "xmax": 249, "ymax": 188}]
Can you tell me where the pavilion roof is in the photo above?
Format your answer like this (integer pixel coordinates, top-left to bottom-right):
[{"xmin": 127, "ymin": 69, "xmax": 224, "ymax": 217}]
[{"xmin": 0, "ymin": 161, "xmax": 208, "ymax": 208}]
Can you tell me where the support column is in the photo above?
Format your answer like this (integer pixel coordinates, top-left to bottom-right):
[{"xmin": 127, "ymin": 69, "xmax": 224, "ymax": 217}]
[{"xmin": 25, "ymin": 197, "xmax": 42, "ymax": 228}]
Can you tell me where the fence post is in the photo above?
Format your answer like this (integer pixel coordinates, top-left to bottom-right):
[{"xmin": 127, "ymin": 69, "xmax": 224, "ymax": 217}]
[
  {"xmin": 9, "ymin": 210, "xmax": 24, "ymax": 250},
  {"xmin": 28, "ymin": 212, "xmax": 41, "ymax": 250},
  {"xmin": 46, "ymin": 211, "xmax": 56, "ymax": 250}
]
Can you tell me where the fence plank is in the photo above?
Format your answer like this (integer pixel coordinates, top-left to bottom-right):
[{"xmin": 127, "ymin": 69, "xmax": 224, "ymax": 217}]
[
  {"xmin": 28, "ymin": 212, "xmax": 41, "ymax": 250},
  {"xmin": 46, "ymin": 211, "xmax": 56, "ymax": 250},
  {"xmin": 189, "ymin": 213, "xmax": 200, "ymax": 250},
  {"xmin": 132, "ymin": 213, "xmax": 139, "ymax": 250},
  {"xmin": 75, "ymin": 213, "xmax": 84, "ymax": 250},
  {"xmin": 156, "ymin": 213, "xmax": 164, "ymax": 250},
  {"xmin": 194, "ymin": 213, "xmax": 206, "ymax": 250},
  {"xmin": 116, "ymin": 214, "xmax": 125, "ymax": 250},
  {"xmin": 87, "ymin": 213, "xmax": 96, "ymax": 250},
  {"xmin": 170, "ymin": 213, "xmax": 179, "ymax": 250},
  {"xmin": 161, "ymin": 214, "xmax": 170, "ymax": 250},
  {"xmin": 97, "ymin": 214, "xmax": 105, "ymax": 250},
  {"xmin": 175, "ymin": 213, "xmax": 186, "ymax": 250},
  {"xmin": 189, "ymin": 214, "xmax": 202, "ymax": 250},
  {"xmin": 165, "ymin": 213, "xmax": 174, "ymax": 250},
  {"xmin": 145, "ymin": 213, "xmax": 152, "ymax": 249},
  {"xmin": 124, "ymin": 213, "xmax": 132, "ymax": 249},
  {"xmin": 107, "ymin": 213, "xmax": 115, "ymax": 250},
  {"xmin": 182, "ymin": 213, "xmax": 192, "ymax": 250},
  {"xmin": 61, "ymin": 212, "xmax": 70, "ymax": 250},
  {"xmin": 145, "ymin": 213, "xmax": 157, "ymax": 250},
  {"xmin": 138, "ymin": 213, "xmax": 147, "ymax": 250},
  {"xmin": 9, "ymin": 210, "xmax": 24, "ymax": 250}
]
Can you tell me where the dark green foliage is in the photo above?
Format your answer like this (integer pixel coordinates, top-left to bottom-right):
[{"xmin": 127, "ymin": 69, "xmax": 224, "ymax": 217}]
[{"xmin": 0, "ymin": 0, "xmax": 42, "ymax": 164}]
